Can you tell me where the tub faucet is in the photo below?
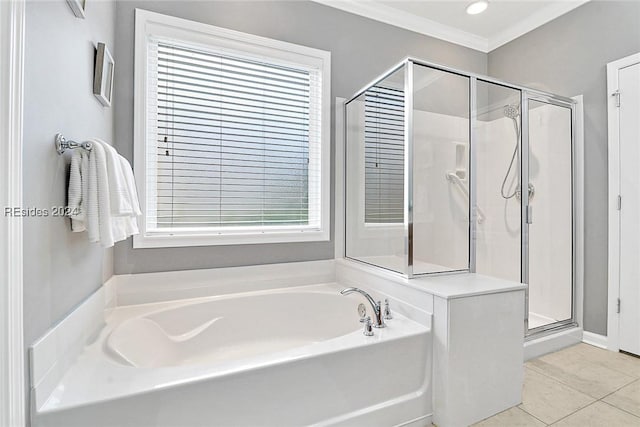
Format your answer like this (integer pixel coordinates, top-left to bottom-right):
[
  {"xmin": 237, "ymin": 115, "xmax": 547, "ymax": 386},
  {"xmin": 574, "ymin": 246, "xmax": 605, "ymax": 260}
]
[{"xmin": 340, "ymin": 287, "xmax": 385, "ymax": 328}]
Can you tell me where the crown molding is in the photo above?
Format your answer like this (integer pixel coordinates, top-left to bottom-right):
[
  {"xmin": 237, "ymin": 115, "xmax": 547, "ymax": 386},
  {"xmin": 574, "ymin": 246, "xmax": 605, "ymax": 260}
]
[
  {"xmin": 311, "ymin": 0, "xmax": 489, "ymax": 52},
  {"xmin": 311, "ymin": 0, "xmax": 590, "ymax": 54},
  {"xmin": 488, "ymin": 1, "xmax": 590, "ymax": 51}
]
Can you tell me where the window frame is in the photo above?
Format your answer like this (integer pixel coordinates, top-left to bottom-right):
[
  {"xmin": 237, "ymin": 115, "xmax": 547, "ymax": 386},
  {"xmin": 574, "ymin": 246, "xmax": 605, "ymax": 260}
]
[{"xmin": 133, "ymin": 9, "xmax": 331, "ymax": 248}]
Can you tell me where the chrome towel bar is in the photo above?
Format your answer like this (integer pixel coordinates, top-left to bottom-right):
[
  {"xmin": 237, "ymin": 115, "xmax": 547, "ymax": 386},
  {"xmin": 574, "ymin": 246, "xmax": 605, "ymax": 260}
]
[{"xmin": 55, "ymin": 133, "xmax": 93, "ymax": 154}]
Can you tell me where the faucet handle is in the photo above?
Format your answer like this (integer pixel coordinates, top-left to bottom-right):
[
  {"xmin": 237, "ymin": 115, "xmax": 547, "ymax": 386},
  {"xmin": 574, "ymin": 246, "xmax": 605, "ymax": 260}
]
[
  {"xmin": 358, "ymin": 303, "xmax": 367, "ymax": 322},
  {"xmin": 363, "ymin": 316, "xmax": 374, "ymax": 336},
  {"xmin": 384, "ymin": 299, "xmax": 393, "ymax": 320}
]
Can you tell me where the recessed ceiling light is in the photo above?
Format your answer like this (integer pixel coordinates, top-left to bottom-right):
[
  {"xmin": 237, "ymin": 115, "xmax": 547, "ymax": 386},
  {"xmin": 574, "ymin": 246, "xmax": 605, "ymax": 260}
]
[{"xmin": 466, "ymin": 1, "xmax": 488, "ymax": 15}]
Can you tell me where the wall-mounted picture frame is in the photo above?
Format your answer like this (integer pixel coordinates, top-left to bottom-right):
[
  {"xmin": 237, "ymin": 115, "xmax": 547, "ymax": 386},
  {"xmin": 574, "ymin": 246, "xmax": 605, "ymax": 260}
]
[
  {"xmin": 66, "ymin": 0, "xmax": 86, "ymax": 18},
  {"xmin": 93, "ymin": 42, "xmax": 114, "ymax": 107}
]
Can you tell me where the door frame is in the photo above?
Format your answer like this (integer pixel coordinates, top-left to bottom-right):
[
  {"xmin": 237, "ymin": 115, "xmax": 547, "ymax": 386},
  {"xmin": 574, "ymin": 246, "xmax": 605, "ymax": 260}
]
[
  {"xmin": 0, "ymin": 0, "xmax": 26, "ymax": 423},
  {"xmin": 523, "ymin": 93, "xmax": 582, "ymax": 337},
  {"xmin": 0, "ymin": 0, "xmax": 26, "ymax": 426},
  {"xmin": 607, "ymin": 52, "xmax": 640, "ymax": 352}
]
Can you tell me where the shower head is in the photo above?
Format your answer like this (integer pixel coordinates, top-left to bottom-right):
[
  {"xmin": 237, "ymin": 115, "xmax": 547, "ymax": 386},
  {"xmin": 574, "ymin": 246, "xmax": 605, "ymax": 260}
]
[{"xmin": 503, "ymin": 104, "xmax": 520, "ymax": 119}]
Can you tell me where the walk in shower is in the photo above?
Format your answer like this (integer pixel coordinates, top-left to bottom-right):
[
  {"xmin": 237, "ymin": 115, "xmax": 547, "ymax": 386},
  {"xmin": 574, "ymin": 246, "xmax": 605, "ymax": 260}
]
[{"xmin": 344, "ymin": 58, "xmax": 576, "ymax": 336}]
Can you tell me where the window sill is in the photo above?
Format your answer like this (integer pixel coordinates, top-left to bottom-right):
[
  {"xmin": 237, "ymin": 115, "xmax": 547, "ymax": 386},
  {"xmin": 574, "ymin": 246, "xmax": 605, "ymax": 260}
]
[{"xmin": 132, "ymin": 229, "xmax": 330, "ymax": 249}]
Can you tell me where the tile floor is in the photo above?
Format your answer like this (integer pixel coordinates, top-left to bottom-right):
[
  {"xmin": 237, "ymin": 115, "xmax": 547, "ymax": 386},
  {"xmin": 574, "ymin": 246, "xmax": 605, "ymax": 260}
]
[{"xmin": 474, "ymin": 343, "xmax": 640, "ymax": 426}]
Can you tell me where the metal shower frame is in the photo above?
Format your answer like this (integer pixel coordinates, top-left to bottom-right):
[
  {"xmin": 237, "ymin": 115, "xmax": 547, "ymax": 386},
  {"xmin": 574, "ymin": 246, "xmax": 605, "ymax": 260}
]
[{"xmin": 344, "ymin": 57, "xmax": 578, "ymax": 336}]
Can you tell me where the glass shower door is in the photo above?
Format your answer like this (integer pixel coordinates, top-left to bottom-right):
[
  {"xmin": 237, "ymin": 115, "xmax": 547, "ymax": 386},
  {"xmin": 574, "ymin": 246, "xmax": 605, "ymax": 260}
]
[
  {"xmin": 524, "ymin": 97, "xmax": 574, "ymax": 332},
  {"xmin": 473, "ymin": 87, "xmax": 575, "ymax": 335}
]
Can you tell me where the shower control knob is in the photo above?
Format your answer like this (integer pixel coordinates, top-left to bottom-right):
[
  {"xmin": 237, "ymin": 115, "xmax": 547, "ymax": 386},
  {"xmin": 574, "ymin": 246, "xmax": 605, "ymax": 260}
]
[{"xmin": 358, "ymin": 303, "xmax": 367, "ymax": 322}]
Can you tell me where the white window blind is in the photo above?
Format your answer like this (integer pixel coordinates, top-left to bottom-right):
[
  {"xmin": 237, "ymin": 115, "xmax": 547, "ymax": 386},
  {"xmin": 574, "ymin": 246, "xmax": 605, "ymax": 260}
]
[
  {"xmin": 364, "ymin": 85, "xmax": 404, "ymax": 224},
  {"xmin": 145, "ymin": 38, "xmax": 323, "ymax": 233}
]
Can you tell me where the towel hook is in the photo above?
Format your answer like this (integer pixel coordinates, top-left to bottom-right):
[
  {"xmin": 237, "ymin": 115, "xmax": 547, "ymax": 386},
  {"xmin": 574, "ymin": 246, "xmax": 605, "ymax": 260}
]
[{"xmin": 55, "ymin": 133, "xmax": 93, "ymax": 155}]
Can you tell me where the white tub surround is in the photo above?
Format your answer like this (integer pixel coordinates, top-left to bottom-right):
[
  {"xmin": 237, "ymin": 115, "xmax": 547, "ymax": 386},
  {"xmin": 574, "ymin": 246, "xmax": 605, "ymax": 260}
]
[
  {"xmin": 111, "ymin": 259, "xmax": 336, "ymax": 305},
  {"xmin": 31, "ymin": 260, "xmax": 432, "ymax": 427},
  {"xmin": 29, "ymin": 282, "xmax": 116, "ymax": 414},
  {"xmin": 337, "ymin": 259, "xmax": 526, "ymax": 427},
  {"xmin": 29, "ymin": 260, "xmax": 332, "ymax": 413}
]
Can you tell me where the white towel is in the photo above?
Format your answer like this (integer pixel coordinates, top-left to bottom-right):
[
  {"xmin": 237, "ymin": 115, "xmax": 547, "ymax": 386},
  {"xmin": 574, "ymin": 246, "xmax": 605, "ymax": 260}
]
[
  {"xmin": 86, "ymin": 146, "xmax": 100, "ymax": 243},
  {"xmin": 97, "ymin": 138, "xmax": 135, "ymax": 217},
  {"xmin": 91, "ymin": 139, "xmax": 140, "ymax": 248},
  {"xmin": 80, "ymin": 152, "xmax": 92, "ymax": 234},
  {"xmin": 67, "ymin": 151, "xmax": 85, "ymax": 232},
  {"xmin": 119, "ymin": 155, "xmax": 142, "ymax": 216},
  {"xmin": 90, "ymin": 140, "xmax": 115, "ymax": 248},
  {"xmin": 67, "ymin": 138, "xmax": 141, "ymax": 247}
]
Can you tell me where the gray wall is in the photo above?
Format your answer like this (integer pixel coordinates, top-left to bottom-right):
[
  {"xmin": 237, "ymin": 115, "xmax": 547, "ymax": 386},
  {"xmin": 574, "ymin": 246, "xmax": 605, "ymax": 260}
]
[
  {"xmin": 23, "ymin": 0, "xmax": 115, "ymax": 346},
  {"xmin": 113, "ymin": 0, "xmax": 487, "ymax": 274},
  {"xmin": 488, "ymin": 1, "xmax": 640, "ymax": 335}
]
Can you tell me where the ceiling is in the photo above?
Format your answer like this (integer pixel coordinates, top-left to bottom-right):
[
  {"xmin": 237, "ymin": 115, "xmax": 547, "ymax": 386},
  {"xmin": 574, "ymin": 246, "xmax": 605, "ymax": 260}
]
[{"xmin": 311, "ymin": 0, "xmax": 589, "ymax": 52}]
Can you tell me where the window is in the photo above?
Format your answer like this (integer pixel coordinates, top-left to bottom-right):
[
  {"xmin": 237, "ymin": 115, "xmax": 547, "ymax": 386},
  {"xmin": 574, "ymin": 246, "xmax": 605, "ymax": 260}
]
[
  {"xmin": 134, "ymin": 10, "xmax": 330, "ymax": 248},
  {"xmin": 364, "ymin": 85, "xmax": 404, "ymax": 224}
]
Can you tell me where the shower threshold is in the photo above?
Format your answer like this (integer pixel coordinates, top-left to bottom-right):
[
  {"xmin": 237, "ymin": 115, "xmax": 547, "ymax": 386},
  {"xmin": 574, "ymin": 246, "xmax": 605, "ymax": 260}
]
[{"xmin": 528, "ymin": 311, "xmax": 558, "ymax": 329}]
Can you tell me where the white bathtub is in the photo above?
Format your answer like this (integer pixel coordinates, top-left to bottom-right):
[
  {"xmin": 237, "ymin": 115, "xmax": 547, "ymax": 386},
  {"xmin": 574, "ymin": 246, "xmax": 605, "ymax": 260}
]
[
  {"xmin": 34, "ymin": 283, "xmax": 432, "ymax": 427},
  {"xmin": 107, "ymin": 291, "xmax": 365, "ymax": 368}
]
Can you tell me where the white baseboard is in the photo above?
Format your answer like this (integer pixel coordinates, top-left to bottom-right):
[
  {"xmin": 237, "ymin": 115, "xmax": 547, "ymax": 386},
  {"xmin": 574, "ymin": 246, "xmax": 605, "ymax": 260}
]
[
  {"xmin": 582, "ymin": 331, "xmax": 608, "ymax": 349},
  {"xmin": 397, "ymin": 413, "xmax": 432, "ymax": 427}
]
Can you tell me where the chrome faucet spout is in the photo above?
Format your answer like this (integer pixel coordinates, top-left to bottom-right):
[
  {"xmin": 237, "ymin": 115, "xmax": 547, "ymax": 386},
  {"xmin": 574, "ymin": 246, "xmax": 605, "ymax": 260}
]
[{"xmin": 340, "ymin": 287, "xmax": 385, "ymax": 328}]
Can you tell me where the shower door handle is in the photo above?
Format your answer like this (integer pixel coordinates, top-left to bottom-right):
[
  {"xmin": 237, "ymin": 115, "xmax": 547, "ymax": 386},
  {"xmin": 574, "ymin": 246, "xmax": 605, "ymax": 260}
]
[{"xmin": 526, "ymin": 205, "xmax": 533, "ymax": 224}]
